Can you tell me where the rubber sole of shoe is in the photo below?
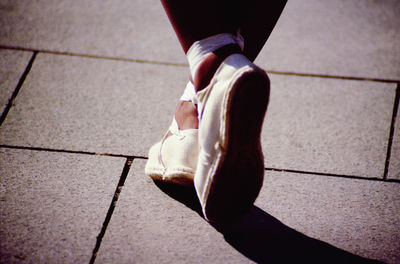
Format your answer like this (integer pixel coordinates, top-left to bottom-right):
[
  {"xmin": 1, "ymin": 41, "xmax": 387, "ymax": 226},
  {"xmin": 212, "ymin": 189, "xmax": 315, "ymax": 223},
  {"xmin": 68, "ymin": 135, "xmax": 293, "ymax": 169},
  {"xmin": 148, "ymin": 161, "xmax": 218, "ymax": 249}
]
[
  {"xmin": 203, "ymin": 69, "xmax": 270, "ymax": 224},
  {"xmin": 146, "ymin": 169, "xmax": 194, "ymax": 186}
]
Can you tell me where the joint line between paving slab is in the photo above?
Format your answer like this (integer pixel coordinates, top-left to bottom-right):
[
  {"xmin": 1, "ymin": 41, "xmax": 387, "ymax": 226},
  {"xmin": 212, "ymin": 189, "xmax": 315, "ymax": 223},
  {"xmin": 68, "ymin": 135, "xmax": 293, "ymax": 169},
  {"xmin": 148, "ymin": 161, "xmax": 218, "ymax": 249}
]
[
  {"xmin": 89, "ymin": 157, "xmax": 133, "ymax": 264},
  {"xmin": 3, "ymin": 144, "xmax": 398, "ymax": 183},
  {"xmin": 1, "ymin": 45, "xmax": 399, "ymax": 84},
  {"xmin": 383, "ymin": 82, "xmax": 400, "ymax": 180},
  {"xmin": 0, "ymin": 44, "xmax": 187, "ymax": 67},
  {"xmin": 2, "ymin": 144, "xmax": 400, "ymax": 184},
  {"xmin": 0, "ymin": 144, "xmax": 146, "ymax": 159},
  {"xmin": 266, "ymin": 70, "xmax": 400, "ymax": 84},
  {"xmin": 0, "ymin": 51, "xmax": 37, "ymax": 126},
  {"xmin": 266, "ymin": 167, "xmax": 400, "ymax": 183}
]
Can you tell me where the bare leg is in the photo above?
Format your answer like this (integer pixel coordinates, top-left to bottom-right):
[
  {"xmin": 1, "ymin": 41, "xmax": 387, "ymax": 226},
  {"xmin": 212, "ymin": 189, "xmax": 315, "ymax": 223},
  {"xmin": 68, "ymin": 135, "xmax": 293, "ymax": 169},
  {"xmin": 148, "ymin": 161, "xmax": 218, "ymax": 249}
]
[
  {"xmin": 240, "ymin": 0, "xmax": 287, "ymax": 62},
  {"xmin": 160, "ymin": 0, "xmax": 238, "ymax": 53},
  {"xmin": 161, "ymin": 0, "xmax": 238, "ymax": 131},
  {"xmin": 164, "ymin": 0, "xmax": 287, "ymax": 131}
]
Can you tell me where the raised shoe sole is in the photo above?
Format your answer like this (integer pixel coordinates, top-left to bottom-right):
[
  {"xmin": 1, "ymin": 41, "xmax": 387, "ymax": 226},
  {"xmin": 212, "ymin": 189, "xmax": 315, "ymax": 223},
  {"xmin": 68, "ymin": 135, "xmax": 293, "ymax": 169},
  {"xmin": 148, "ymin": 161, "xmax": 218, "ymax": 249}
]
[{"xmin": 195, "ymin": 54, "xmax": 270, "ymax": 223}]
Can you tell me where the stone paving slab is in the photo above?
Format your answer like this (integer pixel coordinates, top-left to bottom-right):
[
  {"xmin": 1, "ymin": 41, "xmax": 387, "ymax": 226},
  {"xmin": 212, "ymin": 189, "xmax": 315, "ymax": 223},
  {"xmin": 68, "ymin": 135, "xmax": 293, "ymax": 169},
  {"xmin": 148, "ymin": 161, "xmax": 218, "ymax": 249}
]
[
  {"xmin": 262, "ymin": 75, "xmax": 395, "ymax": 178},
  {"xmin": 0, "ymin": 0, "xmax": 185, "ymax": 64},
  {"xmin": 97, "ymin": 159, "xmax": 399, "ymax": 263},
  {"xmin": 0, "ymin": 148, "xmax": 125, "ymax": 263},
  {"xmin": 256, "ymin": 171, "xmax": 400, "ymax": 263},
  {"xmin": 257, "ymin": 0, "xmax": 400, "ymax": 79},
  {"xmin": 388, "ymin": 101, "xmax": 400, "ymax": 180},
  {"xmin": 0, "ymin": 53, "xmax": 395, "ymax": 179},
  {"xmin": 0, "ymin": 49, "xmax": 32, "ymax": 114},
  {"xmin": 96, "ymin": 159, "xmax": 251, "ymax": 264},
  {"xmin": 0, "ymin": 53, "xmax": 186, "ymax": 156},
  {"xmin": 1, "ymin": 1, "xmax": 399, "ymax": 79}
]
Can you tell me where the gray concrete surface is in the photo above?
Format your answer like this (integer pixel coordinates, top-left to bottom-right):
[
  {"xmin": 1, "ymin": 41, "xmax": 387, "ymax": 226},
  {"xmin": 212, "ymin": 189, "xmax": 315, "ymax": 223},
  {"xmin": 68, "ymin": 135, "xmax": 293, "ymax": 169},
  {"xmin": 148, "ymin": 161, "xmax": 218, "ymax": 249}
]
[
  {"xmin": 1, "ymin": 0, "xmax": 399, "ymax": 263},
  {"xmin": 256, "ymin": 171, "xmax": 400, "ymax": 263},
  {"xmin": 0, "ymin": 53, "xmax": 184, "ymax": 156},
  {"xmin": 96, "ymin": 159, "xmax": 251, "ymax": 264},
  {"xmin": 0, "ymin": 0, "xmax": 185, "ymax": 63},
  {"xmin": 0, "ymin": 50, "xmax": 32, "ymax": 113},
  {"xmin": 1, "ymin": 1, "xmax": 399, "ymax": 79},
  {"xmin": 0, "ymin": 54, "xmax": 395, "ymax": 178},
  {"xmin": 258, "ymin": 0, "xmax": 400, "ymax": 79},
  {"xmin": 96, "ymin": 160, "xmax": 400, "ymax": 264},
  {"xmin": 0, "ymin": 148, "xmax": 125, "ymax": 263},
  {"xmin": 263, "ymin": 75, "xmax": 396, "ymax": 177}
]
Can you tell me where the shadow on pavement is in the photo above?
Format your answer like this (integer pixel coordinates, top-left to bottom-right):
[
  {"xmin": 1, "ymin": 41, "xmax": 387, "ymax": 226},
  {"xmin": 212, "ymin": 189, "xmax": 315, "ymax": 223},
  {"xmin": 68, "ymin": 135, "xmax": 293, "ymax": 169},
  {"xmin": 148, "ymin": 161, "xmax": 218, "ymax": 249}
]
[
  {"xmin": 154, "ymin": 181, "xmax": 382, "ymax": 264},
  {"xmin": 154, "ymin": 181, "xmax": 203, "ymax": 217}
]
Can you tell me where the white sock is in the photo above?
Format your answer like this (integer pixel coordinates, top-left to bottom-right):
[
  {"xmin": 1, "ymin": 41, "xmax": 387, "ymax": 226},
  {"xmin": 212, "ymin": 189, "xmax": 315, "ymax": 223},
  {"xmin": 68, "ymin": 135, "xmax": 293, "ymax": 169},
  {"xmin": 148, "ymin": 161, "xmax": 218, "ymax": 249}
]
[{"xmin": 186, "ymin": 32, "xmax": 244, "ymax": 81}]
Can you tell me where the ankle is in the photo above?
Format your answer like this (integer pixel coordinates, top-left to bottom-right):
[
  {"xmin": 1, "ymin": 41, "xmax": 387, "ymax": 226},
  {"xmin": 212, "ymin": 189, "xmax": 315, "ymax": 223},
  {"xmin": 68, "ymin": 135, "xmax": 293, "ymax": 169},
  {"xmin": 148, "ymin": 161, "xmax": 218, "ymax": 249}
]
[
  {"xmin": 175, "ymin": 101, "xmax": 199, "ymax": 130},
  {"xmin": 194, "ymin": 44, "xmax": 242, "ymax": 92}
]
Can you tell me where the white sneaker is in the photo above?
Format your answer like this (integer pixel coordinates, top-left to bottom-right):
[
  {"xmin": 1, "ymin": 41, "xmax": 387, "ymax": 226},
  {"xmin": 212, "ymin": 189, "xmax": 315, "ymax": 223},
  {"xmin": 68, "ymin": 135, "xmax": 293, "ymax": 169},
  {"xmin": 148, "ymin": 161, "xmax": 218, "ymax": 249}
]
[
  {"xmin": 195, "ymin": 53, "xmax": 270, "ymax": 223},
  {"xmin": 145, "ymin": 119, "xmax": 198, "ymax": 186}
]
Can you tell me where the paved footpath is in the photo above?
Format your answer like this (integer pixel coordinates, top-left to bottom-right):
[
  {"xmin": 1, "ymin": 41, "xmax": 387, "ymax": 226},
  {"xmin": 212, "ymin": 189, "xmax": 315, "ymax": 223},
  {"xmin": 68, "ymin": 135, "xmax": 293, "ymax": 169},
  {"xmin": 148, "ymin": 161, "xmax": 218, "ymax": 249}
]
[{"xmin": 1, "ymin": 1, "xmax": 399, "ymax": 263}]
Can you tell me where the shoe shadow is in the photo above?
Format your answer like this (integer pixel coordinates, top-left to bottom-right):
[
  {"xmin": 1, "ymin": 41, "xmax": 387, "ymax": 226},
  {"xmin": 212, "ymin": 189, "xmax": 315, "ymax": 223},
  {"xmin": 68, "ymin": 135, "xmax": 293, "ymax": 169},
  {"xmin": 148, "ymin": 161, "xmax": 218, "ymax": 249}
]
[
  {"xmin": 153, "ymin": 181, "xmax": 204, "ymax": 217},
  {"xmin": 214, "ymin": 206, "xmax": 383, "ymax": 264},
  {"xmin": 154, "ymin": 181, "xmax": 382, "ymax": 264}
]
